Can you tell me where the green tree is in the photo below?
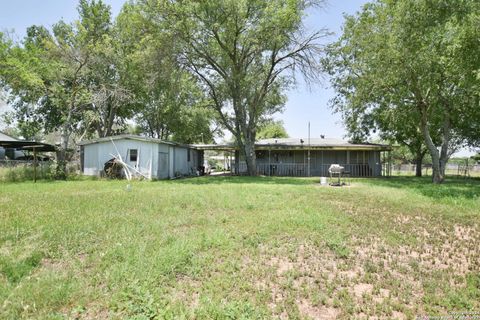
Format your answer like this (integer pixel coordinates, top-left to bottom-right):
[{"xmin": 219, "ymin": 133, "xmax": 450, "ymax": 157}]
[
  {"xmin": 0, "ymin": 1, "xmax": 113, "ymax": 178},
  {"xmin": 471, "ymin": 153, "xmax": 480, "ymax": 163},
  {"xmin": 256, "ymin": 120, "xmax": 289, "ymax": 140},
  {"xmin": 80, "ymin": 27, "xmax": 136, "ymax": 139},
  {"xmin": 138, "ymin": 0, "xmax": 327, "ymax": 175},
  {"xmin": 326, "ymin": 0, "xmax": 480, "ymax": 183},
  {"xmin": 0, "ymin": 28, "xmax": 49, "ymax": 140},
  {"xmin": 116, "ymin": 3, "xmax": 217, "ymax": 144}
]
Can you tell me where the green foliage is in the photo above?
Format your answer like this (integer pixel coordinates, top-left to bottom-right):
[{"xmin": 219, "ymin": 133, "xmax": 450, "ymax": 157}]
[
  {"xmin": 1, "ymin": 0, "xmax": 219, "ymax": 181},
  {"xmin": 0, "ymin": 163, "xmax": 55, "ymax": 182},
  {"xmin": 256, "ymin": 120, "xmax": 289, "ymax": 140},
  {"xmin": 0, "ymin": 251, "xmax": 43, "ymax": 283},
  {"xmin": 325, "ymin": 0, "xmax": 480, "ymax": 182}
]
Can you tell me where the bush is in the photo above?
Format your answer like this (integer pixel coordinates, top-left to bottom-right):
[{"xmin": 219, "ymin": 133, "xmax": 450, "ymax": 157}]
[{"xmin": 0, "ymin": 162, "xmax": 55, "ymax": 182}]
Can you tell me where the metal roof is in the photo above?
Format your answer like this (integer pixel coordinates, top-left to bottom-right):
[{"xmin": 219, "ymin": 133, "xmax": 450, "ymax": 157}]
[
  {"xmin": 78, "ymin": 135, "xmax": 391, "ymax": 151},
  {"xmin": 0, "ymin": 132, "xmax": 18, "ymax": 141},
  {"xmin": 193, "ymin": 138, "xmax": 391, "ymax": 151},
  {"xmin": 0, "ymin": 140, "xmax": 57, "ymax": 152},
  {"xmin": 78, "ymin": 134, "xmax": 189, "ymax": 148}
]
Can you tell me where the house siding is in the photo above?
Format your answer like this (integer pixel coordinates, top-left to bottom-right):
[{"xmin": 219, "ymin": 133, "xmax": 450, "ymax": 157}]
[
  {"xmin": 237, "ymin": 149, "xmax": 383, "ymax": 177},
  {"xmin": 81, "ymin": 138, "xmax": 201, "ymax": 179}
]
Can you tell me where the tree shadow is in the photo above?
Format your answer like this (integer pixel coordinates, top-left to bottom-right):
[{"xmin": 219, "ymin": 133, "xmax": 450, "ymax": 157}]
[
  {"xmin": 361, "ymin": 176, "xmax": 480, "ymax": 200},
  {"xmin": 169, "ymin": 175, "xmax": 480, "ymax": 200},
  {"xmin": 170, "ymin": 175, "xmax": 315, "ymax": 186}
]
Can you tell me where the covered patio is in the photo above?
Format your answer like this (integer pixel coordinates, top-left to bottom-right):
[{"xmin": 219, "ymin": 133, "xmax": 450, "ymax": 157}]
[{"xmin": 193, "ymin": 138, "xmax": 392, "ymax": 177}]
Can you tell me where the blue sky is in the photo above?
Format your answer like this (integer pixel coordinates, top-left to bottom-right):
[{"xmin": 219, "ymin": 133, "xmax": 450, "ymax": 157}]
[{"xmin": 0, "ymin": 0, "xmax": 371, "ymax": 141}]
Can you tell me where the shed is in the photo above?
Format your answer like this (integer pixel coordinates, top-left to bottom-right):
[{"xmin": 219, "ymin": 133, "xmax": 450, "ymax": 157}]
[{"xmin": 78, "ymin": 135, "xmax": 203, "ymax": 179}]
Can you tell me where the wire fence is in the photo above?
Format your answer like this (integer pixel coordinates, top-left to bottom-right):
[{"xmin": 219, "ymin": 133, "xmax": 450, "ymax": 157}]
[
  {"xmin": 388, "ymin": 163, "xmax": 480, "ymax": 177},
  {"xmin": 0, "ymin": 160, "xmax": 81, "ymax": 182}
]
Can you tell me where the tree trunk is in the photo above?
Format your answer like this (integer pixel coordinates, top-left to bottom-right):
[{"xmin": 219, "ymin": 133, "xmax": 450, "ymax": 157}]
[
  {"xmin": 56, "ymin": 125, "xmax": 70, "ymax": 180},
  {"xmin": 419, "ymin": 109, "xmax": 443, "ymax": 183},
  {"xmin": 415, "ymin": 154, "xmax": 423, "ymax": 177},
  {"xmin": 413, "ymin": 147, "xmax": 426, "ymax": 177},
  {"xmin": 243, "ymin": 138, "xmax": 257, "ymax": 176}
]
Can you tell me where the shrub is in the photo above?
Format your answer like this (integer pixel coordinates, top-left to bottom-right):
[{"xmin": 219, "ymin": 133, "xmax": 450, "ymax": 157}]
[{"xmin": 0, "ymin": 162, "xmax": 55, "ymax": 182}]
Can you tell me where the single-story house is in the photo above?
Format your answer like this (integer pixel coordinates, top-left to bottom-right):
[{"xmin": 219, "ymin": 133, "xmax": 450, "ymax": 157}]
[
  {"xmin": 79, "ymin": 135, "xmax": 391, "ymax": 179},
  {"xmin": 194, "ymin": 137, "xmax": 392, "ymax": 177},
  {"xmin": 78, "ymin": 135, "xmax": 203, "ymax": 179}
]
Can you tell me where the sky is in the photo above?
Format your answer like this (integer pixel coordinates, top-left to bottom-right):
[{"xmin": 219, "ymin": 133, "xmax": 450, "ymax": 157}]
[{"xmin": 0, "ymin": 1, "xmax": 475, "ymax": 156}]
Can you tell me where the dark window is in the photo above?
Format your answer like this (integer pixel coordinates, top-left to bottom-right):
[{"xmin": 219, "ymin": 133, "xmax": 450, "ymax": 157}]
[
  {"xmin": 188, "ymin": 149, "xmax": 191, "ymax": 162},
  {"xmin": 129, "ymin": 149, "xmax": 138, "ymax": 162}
]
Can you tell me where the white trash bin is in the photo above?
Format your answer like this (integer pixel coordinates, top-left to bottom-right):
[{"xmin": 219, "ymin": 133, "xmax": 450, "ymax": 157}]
[{"xmin": 320, "ymin": 177, "xmax": 327, "ymax": 185}]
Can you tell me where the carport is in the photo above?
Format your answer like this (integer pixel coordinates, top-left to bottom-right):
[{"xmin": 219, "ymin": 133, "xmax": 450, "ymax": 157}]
[{"xmin": 0, "ymin": 140, "xmax": 57, "ymax": 182}]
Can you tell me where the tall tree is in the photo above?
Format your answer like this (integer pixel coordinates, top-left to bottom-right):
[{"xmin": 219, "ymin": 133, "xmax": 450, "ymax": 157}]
[
  {"xmin": 0, "ymin": 28, "xmax": 50, "ymax": 140},
  {"xmin": 138, "ymin": 0, "xmax": 327, "ymax": 175},
  {"xmin": 81, "ymin": 29, "xmax": 135, "ymax": 139},
  {"xmin": 116, "ymin": 3, "xmax": 217, "ymax": 143},
  {"xmin": 0, "ymin": 0, "xmax": 114, "ymax": 178},
  {"xmin": 325, "ymin": 0, "xmax": 480, "ymax": 183}
]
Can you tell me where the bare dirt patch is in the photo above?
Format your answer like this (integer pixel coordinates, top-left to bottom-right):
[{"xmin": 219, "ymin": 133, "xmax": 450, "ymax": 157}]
[
  {"xmin": 246, "ymin": 220, "xmax": 480, "ymax": 318},
  {"xmin": 352, "ymin": 283, "xmax": 373, "ymax": 298},
  {"xmin": 297, "ymin": 299, "xmax": 339, "ymax": 320}
]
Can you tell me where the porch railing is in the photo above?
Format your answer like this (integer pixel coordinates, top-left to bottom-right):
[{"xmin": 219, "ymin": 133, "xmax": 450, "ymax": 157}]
[{"xmin": 235, "ymin": 162, "xmax": 378, "ymax": 177}]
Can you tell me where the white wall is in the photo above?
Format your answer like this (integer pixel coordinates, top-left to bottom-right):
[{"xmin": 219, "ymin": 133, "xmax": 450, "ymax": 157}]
[
  {"xmin": 171, "ymin": 146, "xmax": 198, "ymax": 177},
  {"xmin": 82, "ymin": 139, "xmax": 200, "ymax": 179},
  {"xmin": 83, "ymin": 139, "xmax": 159, "ymax": 178}
]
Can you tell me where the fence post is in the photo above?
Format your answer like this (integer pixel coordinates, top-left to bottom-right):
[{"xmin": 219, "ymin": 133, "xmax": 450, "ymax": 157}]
[{"xmin": 33, "ymin": 147, "xmax": 37, "ymax": 183}]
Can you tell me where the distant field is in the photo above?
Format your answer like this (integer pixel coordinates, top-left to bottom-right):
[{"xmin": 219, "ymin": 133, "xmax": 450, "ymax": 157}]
[{"xmin": 1, "ymin": 176, "xmax": 479, "ymax": 319}]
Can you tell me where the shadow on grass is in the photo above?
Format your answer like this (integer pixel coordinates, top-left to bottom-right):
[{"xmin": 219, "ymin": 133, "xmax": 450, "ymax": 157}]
[
  {"xmin": 361, "ymin": 176, "xmax": 480, "ymax": 200},
  {"xmin": 170, "ymin": 175, "xmax": 316, "ymax": 186},
  {"xmin": 168, "ymin": 175, "xmax": 480, "ymax": 200}
]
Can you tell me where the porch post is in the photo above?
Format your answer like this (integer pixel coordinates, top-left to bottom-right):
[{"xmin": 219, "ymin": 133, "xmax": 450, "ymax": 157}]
[
  {"xmin": 321, "ymin": 150, "xmax": 324, "ymax": 176},
  {"xmin": 388, "ymin": 150, "xmax": 392, "ymax": 177},
  {"xmin": 235, "ymin": 150, "xmax": 240, "ymax": 174},
  {"xmin": 307, "ymin": 122, "xmax": 310, "ymax": 177},
  {"xmin": 307, "ymin": 149, "xmax": 311, "ymax": 177},
  {"xmin": 268, "ymin": 148, "xmax": 271, "ymax": 176},
  {"xmin": 303, "ymin": 150, "xmax": 306, "ymax": 177},
  {"xmin": 33, "ymin": 147, "xmax": 37, "ymax": 183}
]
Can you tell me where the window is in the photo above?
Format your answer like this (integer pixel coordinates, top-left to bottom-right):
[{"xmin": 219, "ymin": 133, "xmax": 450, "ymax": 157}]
[{"xmin": 129, "ymin": 149, "xmax": 138, "ymax": 162}]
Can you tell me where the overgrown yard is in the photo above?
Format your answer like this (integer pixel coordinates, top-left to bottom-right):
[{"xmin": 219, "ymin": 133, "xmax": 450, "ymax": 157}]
[{"xmin": 1, "ymin": 177, "xmax": 479, "ymax": 319}]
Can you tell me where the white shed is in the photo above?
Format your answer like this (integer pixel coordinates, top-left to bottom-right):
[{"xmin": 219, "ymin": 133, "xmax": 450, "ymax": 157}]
[{"xmin": 78, "ymin": 135, "xmax": 203, "ymax": 179}]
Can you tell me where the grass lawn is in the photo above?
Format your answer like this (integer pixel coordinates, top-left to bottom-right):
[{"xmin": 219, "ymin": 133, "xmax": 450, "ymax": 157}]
[{"xmin": 0, "ymin": 176, "xmax": 479, "ymax": 319}]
